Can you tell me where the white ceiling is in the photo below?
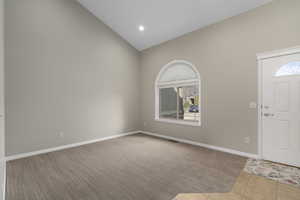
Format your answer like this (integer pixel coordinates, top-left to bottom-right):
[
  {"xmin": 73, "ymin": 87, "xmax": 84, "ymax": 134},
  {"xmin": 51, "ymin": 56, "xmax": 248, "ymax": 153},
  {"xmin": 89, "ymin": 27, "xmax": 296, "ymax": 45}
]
[{"xmin": 77, "ymin": 0, "xmax": 272, "ymax": 51}]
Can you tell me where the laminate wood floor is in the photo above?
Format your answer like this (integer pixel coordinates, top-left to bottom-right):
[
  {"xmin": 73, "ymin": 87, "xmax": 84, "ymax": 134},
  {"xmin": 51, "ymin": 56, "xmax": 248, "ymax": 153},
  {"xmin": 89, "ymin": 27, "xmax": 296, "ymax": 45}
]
[
  {"xmin": 6, "ymin": 134, "xmax": 246, "ymax": 200},
  {"xmin": 175, "ymin": 171, "xmax": 300, "ymax": 200}
]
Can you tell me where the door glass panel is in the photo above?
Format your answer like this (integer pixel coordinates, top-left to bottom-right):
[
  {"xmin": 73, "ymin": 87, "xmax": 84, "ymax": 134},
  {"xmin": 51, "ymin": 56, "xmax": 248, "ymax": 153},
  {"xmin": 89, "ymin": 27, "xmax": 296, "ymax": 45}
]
[
  {"xmin": 275, "ymin": 61, "xmax": 300, "ymax": 77},
  {"xmin": 159, "ymin": 87, "xmax": 178, "ymax": 119}
]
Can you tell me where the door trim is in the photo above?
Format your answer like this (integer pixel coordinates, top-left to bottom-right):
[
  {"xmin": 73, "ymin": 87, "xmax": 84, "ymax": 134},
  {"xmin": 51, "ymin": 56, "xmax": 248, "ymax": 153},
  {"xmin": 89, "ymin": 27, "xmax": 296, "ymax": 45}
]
[
  {"xmin": 257, "ymin": 46, "xmax": 300, "ymax": 60},
  {"xmin": 257, "ymin": 46, "xmax": 300, "ymax": 160}
]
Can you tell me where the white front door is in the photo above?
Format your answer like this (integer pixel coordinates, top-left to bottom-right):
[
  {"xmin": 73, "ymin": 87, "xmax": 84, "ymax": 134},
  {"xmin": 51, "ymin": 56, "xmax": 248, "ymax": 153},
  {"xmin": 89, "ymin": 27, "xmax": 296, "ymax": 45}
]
[{"xmin": 261, "ymin": 51, "xmax": 300, "ymax": 167}]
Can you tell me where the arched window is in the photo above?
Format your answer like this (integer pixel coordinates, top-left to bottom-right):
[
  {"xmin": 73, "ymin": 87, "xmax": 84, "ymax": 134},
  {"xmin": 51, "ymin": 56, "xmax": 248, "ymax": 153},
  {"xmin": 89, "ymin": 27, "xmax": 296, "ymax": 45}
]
[
  {"xmin": 275, "ymin": 61, "xmax": 300, "ymax": 77},
  {"xmin": 155, "ymin": 60, "xmax": 201, "ymax": 126}
]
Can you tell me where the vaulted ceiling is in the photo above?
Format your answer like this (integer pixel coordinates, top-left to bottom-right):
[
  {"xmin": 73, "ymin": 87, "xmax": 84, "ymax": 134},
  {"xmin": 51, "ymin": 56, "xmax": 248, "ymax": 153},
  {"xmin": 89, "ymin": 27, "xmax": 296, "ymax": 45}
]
[{"xmin": 78, "ymin": 0, "xmax": 272, "ymax": 51}]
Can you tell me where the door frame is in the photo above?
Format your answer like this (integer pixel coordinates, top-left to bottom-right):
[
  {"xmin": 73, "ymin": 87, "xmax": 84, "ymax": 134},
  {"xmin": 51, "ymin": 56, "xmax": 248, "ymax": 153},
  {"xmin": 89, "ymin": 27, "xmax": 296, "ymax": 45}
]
[{"xmin": 256, "ymin": 46, "xmax": 300, "ymax": 159}]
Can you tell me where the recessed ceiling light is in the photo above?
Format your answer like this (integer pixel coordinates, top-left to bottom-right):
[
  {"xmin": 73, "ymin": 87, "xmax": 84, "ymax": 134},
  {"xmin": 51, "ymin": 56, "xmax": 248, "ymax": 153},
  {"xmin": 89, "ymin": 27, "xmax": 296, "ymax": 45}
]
[{"xmin": 139, "ymin": 25, "xmax": 145, "ymax": 32}]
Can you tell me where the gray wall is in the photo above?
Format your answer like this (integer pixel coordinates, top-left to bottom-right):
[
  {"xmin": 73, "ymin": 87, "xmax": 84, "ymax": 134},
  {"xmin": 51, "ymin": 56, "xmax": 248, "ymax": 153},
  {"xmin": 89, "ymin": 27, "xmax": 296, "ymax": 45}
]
[
  {"xmin": 5, "ymin": 0, "xmax": 300, "ymax": 156},
  {"xmin": 0, "ymin": 0, "xmax": 4, "ymax": 198},
  {"xmin": 5, "ymin": 0, "xmax": 140, "ymax": 156},
  {"xmin": 140, "ymin": 0, "xmax": 300, "ymax": 154}
]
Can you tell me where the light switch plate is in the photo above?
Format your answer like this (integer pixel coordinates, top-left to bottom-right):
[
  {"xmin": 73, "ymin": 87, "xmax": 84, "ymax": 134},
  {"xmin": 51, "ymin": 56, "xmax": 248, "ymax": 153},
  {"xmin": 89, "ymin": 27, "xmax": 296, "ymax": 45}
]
[
  {"xmin": 244, "ymin": 137, "xmax": 250, "ymax": 144},
  {"xmin": 249, "ymin": 102, "xmax": 257, "ymax": 109}
]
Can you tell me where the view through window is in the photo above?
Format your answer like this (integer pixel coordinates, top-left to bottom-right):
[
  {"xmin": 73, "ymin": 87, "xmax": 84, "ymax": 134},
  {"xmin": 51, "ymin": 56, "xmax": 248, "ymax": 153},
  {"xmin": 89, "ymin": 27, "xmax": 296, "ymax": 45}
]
[{"xmin": 159, "ymin": 86, "xmax": 200, "ymax": 122}]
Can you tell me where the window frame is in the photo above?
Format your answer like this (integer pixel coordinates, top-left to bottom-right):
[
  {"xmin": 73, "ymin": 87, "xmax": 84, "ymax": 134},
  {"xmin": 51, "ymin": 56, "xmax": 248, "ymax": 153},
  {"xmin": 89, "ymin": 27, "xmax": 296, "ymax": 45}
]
[{"xmin": 155, "ymin": 60, "xmax": 201, "ymax": 126}]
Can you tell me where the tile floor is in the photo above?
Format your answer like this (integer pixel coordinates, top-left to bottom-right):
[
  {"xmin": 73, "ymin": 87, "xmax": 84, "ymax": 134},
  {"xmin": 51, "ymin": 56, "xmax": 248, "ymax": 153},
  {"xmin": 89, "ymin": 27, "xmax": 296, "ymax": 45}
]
[
  {"xmin": 244, "ymin": 159, "xmax": 300, "ymax": 187},
  {"xmin": 174, "ymin": 171, "xmax": 300, "ymax": 200}
]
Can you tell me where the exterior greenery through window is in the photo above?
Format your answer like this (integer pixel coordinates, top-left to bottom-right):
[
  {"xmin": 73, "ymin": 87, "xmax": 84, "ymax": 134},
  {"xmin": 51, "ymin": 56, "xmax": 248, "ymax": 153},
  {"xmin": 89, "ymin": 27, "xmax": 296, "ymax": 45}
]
[{"xmin": 155, "ymin": 60, "xmax": 201, "ymax": 126}]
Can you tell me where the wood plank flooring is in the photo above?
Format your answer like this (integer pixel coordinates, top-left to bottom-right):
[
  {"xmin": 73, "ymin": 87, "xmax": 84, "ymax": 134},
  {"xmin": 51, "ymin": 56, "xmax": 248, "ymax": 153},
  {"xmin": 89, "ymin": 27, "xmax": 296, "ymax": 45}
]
[
  {"xmin": 175, "ymin": 171, "xmax": 300, "ymax": 200},
  {"xmin": 6, "ymin": 134, "xmax": 246, "ymax": 200}
]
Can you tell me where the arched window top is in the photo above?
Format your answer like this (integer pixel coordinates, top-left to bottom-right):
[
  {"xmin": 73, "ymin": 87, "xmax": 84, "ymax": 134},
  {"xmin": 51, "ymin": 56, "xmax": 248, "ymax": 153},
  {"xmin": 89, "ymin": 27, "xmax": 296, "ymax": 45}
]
[
  {"xmin": 275, "ymin": 61, "xmax": 300, "ymax": 77},
  {"xmin": 157, "ymin": 60, "xmax": 200, "ymax": 84}
]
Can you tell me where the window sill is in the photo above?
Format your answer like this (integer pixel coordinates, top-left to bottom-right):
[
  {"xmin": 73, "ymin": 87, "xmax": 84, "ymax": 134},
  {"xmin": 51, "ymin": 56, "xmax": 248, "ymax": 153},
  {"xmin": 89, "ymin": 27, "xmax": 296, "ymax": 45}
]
[{"xmin": 155, "ymin": 118, "xmax": 201, "ymax": 127}]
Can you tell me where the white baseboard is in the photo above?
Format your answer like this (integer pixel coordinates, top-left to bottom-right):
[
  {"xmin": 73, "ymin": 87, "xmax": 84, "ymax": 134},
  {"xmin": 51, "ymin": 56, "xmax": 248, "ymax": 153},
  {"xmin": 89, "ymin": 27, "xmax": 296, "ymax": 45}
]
[
  {"xmin": 6, "ymin": 130, "xmax": 259, "ymax": 161},
  {"xmin": 141, "ymin": 131, "xmax": 259, "ymax": 159},
  {"xmin": 6, "ymin": 131, "xmax": 140, "ymax": 161}
]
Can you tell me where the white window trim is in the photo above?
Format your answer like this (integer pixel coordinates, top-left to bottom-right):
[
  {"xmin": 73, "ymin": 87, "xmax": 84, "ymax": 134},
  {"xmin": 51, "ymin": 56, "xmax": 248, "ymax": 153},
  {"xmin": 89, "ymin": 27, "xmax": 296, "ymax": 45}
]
[
  {"xmin": 158, "ymin": 79, "xmax": 199, "ymax": 88},
  {"xmin": 155, "ymin": 60, "xmax": 201, "ymax": 127}
]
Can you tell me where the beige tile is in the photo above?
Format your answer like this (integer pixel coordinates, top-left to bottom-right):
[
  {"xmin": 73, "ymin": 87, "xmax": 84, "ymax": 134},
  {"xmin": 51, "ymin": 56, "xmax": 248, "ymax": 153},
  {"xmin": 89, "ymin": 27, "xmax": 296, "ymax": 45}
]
[
  {"xmin": 232, "ymin": 172, "xmax": 251, "ymax": 196},
  {"xmin": 174, "ymin": 173, "xmax": 300, "ymax": 200},
  {"xmin": 205, "ymin": 192, "xmax": 244, "ymax": 200},
  {"xmin": 174, "ymin": 173, "xmax": 278, "ymax": 200},
  {"xmin": 277, "ymin": 183, "xmax": 300, "ymax": 200},
  {"xmin": 174, "ymin": 194, "xmax": 208, "ymax": 200},
  {"xmin": 244, "ymin": 175, "xmax": 277, "ymax": 200}
]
